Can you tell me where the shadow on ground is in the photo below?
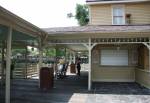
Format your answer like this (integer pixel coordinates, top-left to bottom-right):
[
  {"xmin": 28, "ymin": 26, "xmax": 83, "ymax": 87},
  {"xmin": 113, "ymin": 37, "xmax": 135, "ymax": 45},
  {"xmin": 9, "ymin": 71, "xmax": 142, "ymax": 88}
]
[
  {"xmin": 92, "ymin": 82, "xmax": 150, "ymax": 95},
  {"xmin": 0, "ymin": 71, "xmax": 150, "ymax": 103}
]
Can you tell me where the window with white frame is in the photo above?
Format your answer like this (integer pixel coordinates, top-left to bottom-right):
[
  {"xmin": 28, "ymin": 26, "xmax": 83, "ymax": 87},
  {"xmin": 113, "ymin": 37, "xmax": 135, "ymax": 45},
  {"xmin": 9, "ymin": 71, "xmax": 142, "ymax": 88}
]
[
  {"xmin": 112, "ymin": 5, "xmax": 125, "ymax": 25},
  {"xmin": 100, "ymin": 49, "xmax": 128, "ymax": 66}
]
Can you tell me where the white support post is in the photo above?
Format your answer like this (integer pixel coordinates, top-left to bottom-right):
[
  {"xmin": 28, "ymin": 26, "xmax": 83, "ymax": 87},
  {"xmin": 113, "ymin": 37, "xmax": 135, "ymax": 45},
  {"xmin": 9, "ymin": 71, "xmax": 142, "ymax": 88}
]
[
  {"xmin": 82, "ymin": 38, "xmax": 97, "ymax": 91},
  {"xmin": 146, "ymin": 46, "xmax": 150, "ymax": 71},
  {"xmin": 38, "ymin": 38, "xmax": 43, "ymax": 87},
  {"xmin": 149, "ymin": 50, "xmax": 150, "ymax": 71},
  {"xmin": 1, "ymin": 41, "xmax": 5, "ymax": 85},
  {"xmin": 5, "ymin": 27, "xmax": 12, "ymax": 103},
  {"xmin": 88, "ymin": 38, "xmax": 92, "ymax": 91},
  {"xmin": 91, "ymin": 43, "xmax": 97, "ymax": 50},
  {"xmin": 25, "ymin": 46, "xmax": 28, "ymax": 79}
]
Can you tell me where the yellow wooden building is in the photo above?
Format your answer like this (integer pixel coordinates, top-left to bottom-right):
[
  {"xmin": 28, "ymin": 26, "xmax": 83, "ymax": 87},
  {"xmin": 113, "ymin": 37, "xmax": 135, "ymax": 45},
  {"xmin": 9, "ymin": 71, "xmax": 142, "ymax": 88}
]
[
  {"xmin": 0, "ymin": 0, "xmax": 150, "ymax": 103},
  {"xmin": 44, "ymin": 0, "xmax": 150, "ymax": 91}
]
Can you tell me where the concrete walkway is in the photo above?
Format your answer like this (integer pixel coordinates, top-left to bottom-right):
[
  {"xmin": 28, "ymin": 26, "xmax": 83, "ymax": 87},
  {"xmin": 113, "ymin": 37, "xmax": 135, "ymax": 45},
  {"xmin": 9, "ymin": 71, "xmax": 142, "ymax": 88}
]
[{"xmin": 0, "ymin": 71, "xmax": 150, "ymax": 103}]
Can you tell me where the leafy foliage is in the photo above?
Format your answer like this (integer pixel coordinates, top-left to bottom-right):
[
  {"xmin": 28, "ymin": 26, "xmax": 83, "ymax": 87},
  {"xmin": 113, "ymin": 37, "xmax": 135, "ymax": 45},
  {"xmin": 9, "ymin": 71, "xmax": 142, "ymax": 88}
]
[
  {"xmin": 75, "ymin": 4, "xmax": 89, "ymax": 26},
  {"xmin": 43, "ymin": 48, "xmax": 56, "ymax": 57}
]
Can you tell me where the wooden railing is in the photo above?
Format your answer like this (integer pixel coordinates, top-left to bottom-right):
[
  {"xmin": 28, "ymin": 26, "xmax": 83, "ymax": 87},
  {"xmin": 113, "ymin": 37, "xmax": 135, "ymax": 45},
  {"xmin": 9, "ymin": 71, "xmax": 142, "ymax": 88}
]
[
  {"xmin": 13, "ymin": 63, "xmax": 38, "ymax": 79},
  {"xmin": 26, "ymin": 63, "xmax": 38, "ymax": 78},
  {"xmin": 13, "ymin": 63, "xmax": 26, "ymax": 78}
]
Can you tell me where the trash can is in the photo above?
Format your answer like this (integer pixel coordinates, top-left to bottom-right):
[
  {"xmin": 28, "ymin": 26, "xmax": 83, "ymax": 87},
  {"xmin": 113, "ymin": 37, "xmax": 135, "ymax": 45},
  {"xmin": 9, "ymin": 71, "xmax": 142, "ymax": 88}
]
[
  {"xmin": 70, "ymin": 63, "xmax": 76, "ymax": 73},
  {"xmin": 40, "ymin": 67, "xmax": 54, "ymax": 90}
]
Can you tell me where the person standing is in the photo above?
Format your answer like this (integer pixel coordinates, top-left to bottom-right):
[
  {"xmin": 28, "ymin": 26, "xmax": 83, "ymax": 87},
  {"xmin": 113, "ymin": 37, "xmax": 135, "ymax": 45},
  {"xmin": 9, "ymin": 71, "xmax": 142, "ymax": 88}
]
[
  {"xmin": 10, "ymin": 60, "xmax": 15, "ymax": 79},
  {"xmin": 76, "ymin": 58, "xmax": 81, "ymax": 76},
  {"xmin": 10, "ymin": 62, "xmax": 15, "ymax": 79}
]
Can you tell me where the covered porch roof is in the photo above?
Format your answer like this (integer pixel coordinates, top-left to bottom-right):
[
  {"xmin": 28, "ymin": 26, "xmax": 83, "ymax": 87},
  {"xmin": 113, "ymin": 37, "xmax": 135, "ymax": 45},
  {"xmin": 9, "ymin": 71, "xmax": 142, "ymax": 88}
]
[
  {"xmin": 0, "ymin": 6, "xmax": 49, "ymax": 103},
  {"xmin": 44, "ymin": 25, "xmax": 150, "ymax": 35},
  {"xmin": 86, "ymin": 0, "xmax": 150, "ymax": 5},
  {"xmin": 43, "ymin": 25, "xmax": 150, "ymax": 51},
  {"xmin": 43, "ymin": 25, "xmax": 150, "ymax": 92},
  {"xmin": 0, "ymin": 5, "xmax": 48, "ymax": 46}
]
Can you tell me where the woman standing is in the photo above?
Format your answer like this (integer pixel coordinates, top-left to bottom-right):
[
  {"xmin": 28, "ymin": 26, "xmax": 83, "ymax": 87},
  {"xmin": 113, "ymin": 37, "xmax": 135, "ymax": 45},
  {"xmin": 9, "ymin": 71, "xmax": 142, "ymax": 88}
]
[{"xmin": 76, "ymin": 58, "xmax": 81, "ymax": 76}]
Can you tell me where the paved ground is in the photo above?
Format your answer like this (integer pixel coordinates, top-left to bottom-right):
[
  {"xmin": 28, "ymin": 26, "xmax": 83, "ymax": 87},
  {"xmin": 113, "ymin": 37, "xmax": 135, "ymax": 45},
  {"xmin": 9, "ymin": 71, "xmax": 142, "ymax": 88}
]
[{"xmin": 0, "ymin": 71, "xmax": 150, "ymax": 103}]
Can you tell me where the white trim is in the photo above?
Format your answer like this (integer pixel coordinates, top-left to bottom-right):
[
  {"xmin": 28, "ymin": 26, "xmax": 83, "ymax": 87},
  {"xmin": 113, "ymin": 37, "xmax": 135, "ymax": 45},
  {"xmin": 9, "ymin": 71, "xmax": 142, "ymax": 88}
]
[
  {"xmin": 136, "ymin": 68, "xmax": 150, "ymax": 73},
  {"xmin": 82, "ymin": 43, "xmax": 89, "ymax": 49},
  {"xmin": 48, "ymin": 42, "xmax": 149, "ymax": 45},
  {"xmin": 142, "ymin": 42, "xmax": 150, "ymax": 50},
  {"xmin": 92, "ymin": 79, "xmax": 135, "ymax": 82},
  {"xmin": 87, "ymin": 0, "xmax": 149, "ymax": 5},
  {"xmin": 111, "ymin": 5, "xmax": 125, "ymax": 25},
  {"xmin": 91, "ymin": 43, "xmax": 97, "ymax": 50},
  {"xmin": 88, "ymin": 38, "xmax": 92, "ymax": 91},
  {"xmin": 0, "ymin": 6, "xmax": 47, "ymax": 35},
  {"xmin": 88, "ymin": 6, "xmax": 92, "ymax": 25},
  {"xmin": 48, "ymin": 42, "xmax": 112, "ymax": 44},
  {"xmin": 1, "ymin": 41, "xmax": 5, "ymax": 85},
  {"xmin": 38, "ymin": 38, "xmax": 43, "ymax": 88},
  {"xmin": 149, "ymin": 50, "xmax": 150, "ymax": 71}
]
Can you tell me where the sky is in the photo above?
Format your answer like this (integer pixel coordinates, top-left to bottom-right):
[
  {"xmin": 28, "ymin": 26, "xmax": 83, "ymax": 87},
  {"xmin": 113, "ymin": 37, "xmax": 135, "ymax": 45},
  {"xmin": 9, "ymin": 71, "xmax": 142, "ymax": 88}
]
[{"xmin": 0, "ymin": 0, "xmax": 86, "ymax": 28}]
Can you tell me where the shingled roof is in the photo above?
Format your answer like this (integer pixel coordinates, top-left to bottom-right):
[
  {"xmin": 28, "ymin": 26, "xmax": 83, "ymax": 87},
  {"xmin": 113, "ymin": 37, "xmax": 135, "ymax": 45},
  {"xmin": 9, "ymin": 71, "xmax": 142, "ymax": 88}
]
[
  {"xmin": 86, "ymin": 0, "xmax": 148, "ymax": 2},
  {"xmin": 43, "ymin": 25, "xmax": 150, "ymax": 35},
  {"xmin": 86, "ymin": 0, "xmax": 123, "ymax": 2},
  {"xmin": 86, "ymin": 0, "xmax": 149, "ymax": 4}
]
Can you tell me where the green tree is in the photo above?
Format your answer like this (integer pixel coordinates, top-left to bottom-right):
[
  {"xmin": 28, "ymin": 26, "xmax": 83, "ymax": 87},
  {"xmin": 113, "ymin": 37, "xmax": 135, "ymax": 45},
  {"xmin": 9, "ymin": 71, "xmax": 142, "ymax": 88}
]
[
  {"xmin": 43, "ymin": 48, "xmax": 56, "ymax": 57},
  {"xmin": 75, "ymin": 4, "xmax": 89, "ymax": 26}
]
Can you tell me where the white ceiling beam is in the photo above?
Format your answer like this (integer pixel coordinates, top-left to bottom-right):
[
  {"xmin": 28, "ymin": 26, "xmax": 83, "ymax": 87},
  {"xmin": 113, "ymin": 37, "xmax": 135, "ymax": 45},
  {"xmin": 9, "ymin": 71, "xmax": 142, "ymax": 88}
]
[{"xmin": 142, "ymin": 42, "xmax": 150, "ymax": 50}]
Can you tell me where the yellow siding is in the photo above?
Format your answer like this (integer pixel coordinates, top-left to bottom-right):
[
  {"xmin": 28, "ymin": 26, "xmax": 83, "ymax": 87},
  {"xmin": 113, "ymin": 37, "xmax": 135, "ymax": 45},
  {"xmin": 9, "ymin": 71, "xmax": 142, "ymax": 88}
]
[
  {"xmin": 89, "ymin": 2, "xmax": 150, "ymax": 25},
  {"xmin": 126, "ymin": 3, "xmax": 150, "ymax": 25},
  {"xmin": 92, "ymin": 66, "xmax": 135, "ymax": 82},
  {"xmin": 90, "ymin": 4, "xmax": 112, "ymax": 25},
  {"xmin": 135, "ymin": 69, "xmax": 150, "ymax": 89}
]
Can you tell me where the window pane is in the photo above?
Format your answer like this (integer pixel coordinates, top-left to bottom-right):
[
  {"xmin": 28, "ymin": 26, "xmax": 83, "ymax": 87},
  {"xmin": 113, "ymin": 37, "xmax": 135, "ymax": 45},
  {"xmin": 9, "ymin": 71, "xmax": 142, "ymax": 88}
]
[
  {"xmin": 113, "ymin": 17, "xmax": 118, "ymax": 24},
  {"xmin": 113, "ymin": 17, "xmax": 124, "ymax": 25},
  {"xmin": 117, "ymin": 17, "xmax": 124, "ymax": 24},
  {"xmin": 113, "ymin": 7, "xmax": 124, "ymax": 25},
  {"xmin": 113, "ymin": 8, "xmax": 123, "ymax": 16},
  {"xmin": 118, "ymin": 9, "xmax": 124, "ymax": 16}
]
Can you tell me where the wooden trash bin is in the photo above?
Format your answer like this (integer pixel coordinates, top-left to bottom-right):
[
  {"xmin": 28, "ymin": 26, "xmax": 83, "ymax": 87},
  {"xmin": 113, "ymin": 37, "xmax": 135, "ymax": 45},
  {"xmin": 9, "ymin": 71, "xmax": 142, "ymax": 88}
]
[
  {"xmin": 40, "ymin": 67, "xmax": 54, "ymax": 90},
  {"xmin": 70, "ymin": 63, "xmax": 76, "ymax": 73}
]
